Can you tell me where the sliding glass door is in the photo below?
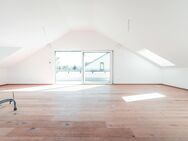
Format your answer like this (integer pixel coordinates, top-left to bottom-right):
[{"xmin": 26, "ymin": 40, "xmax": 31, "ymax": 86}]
[
  {"xmin": 55, "ymin": 51, "xmax": 82, "ymax": 84},
  {"xmin": 55, "ymin": 51, "xmax": 112, "ymax": 84},
  {"xmin": 83, "ymin": 52, "xmax": 111, "ymax": 84}
]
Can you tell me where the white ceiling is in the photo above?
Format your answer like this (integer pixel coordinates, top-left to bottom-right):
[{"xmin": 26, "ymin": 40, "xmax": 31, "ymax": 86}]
[{"xmin": 0, "ymin": 0, "xmax": 188, "ymax": 67}]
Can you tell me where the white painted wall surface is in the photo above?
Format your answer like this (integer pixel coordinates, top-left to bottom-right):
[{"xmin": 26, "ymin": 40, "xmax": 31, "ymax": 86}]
[
  {"xmin": 114, "ymin": 48, "xmax": 161, "ymax": 84},
  {"xmin": 7, "ymin": 47, "xmax": 54, "ymax": 84},
  {"xmin": 7, "ymin": 31, "xmax": 161, "ymax": 84},
  {"xmin": 162, "ymin": 68, "xmax": 188, "ymax": 89},
  {"xmin": 0, "ymin": 68, "xmax": 7, "ymax": 85},
  {"xmin": 0, "ymin": 47, "xmax": 20, "ymax": 60}
]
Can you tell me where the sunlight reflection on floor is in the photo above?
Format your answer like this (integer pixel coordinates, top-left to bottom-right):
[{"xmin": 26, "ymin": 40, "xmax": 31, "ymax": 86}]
[
  {"xmin": 122, "ymin": 93, "xmax": 166, "ymax": 102},
  {"xmin": 1, "ymin": 85, "xmax": 104, "ymax": 92}
]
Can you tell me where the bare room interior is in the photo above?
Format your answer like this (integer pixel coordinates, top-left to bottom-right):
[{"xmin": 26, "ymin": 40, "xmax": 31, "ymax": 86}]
[{"xmin": 0, "ymin": 0, "xmax": 188, "ymax": 141}]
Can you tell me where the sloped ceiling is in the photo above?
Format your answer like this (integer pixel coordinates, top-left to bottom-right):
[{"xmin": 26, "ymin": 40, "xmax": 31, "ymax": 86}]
[{"xmin": 0, "ymin": 0, "xmax": 187, "ymax": 67}]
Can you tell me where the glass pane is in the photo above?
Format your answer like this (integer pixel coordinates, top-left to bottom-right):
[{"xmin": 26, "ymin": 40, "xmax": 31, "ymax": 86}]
[
  {"xmin": 55, "ymin": 52, "xmax": 82, "ymax": 83},
  {"xmin": 84, "ymin": 52, "xmax": 111, "ymax": 83}
]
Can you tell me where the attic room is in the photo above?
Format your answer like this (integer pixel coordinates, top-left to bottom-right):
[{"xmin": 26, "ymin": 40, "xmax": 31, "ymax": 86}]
[{"xmin": 0, "ymin": 0, "xmax": 188, "ymax": 141}]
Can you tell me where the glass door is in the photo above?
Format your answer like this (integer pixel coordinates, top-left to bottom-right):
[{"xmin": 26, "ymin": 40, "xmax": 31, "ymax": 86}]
[
  {"xmin": 55, "ymin": 51, "xmax": 82, "ymax": 84},
  {"xmin": 55, "ymin": 51, "xmax": 112, "ymax": 84},
  {"xmin": 83, "ymin": 51, "xmax": 112, "ymax": 84}
]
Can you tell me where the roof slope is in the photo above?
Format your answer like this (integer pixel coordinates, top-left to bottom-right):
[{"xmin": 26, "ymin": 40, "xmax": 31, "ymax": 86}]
[{"xmin": 0, "ymin": 0, "xmax": 187, "ymax": 67}]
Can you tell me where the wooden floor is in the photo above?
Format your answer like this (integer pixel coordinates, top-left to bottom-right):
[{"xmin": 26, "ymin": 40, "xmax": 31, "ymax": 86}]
[{"xmin": 0, "ymin": 84, "xmax": 188, "ymax": 141}]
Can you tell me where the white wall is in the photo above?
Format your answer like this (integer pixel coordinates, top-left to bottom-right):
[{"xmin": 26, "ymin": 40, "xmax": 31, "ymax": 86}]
[
  {"xmin": 162, "ymin": 68, "xmax": 188, "ymax": 89},
  {"xmin": 114, "ymin": 48, "xmax": 161, "ymax": 84},
  {"xmin": 7, "ymin": 47, "xmax": 54, "ymax": 84},
  {"xmin": 0, "ymin": 47, "xmax": 21, "ymax": 60},
  {"xmin": 0, "ymin": 68, "xmax": 7, "ymax": 85},
  {"xmin": 6, "ymin": 31, "xmax": 162, "ymax": 84}
]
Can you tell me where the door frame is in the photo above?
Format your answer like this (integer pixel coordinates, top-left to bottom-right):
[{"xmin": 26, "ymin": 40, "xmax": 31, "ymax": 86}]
[{"xmin": 54, "ymin": 50, "xmax": 113, "ymax": 84}]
